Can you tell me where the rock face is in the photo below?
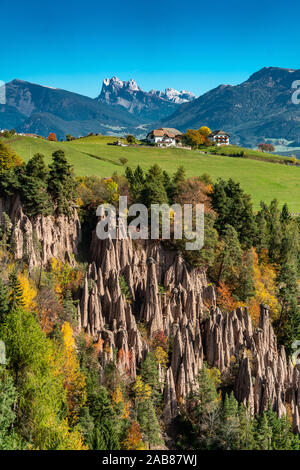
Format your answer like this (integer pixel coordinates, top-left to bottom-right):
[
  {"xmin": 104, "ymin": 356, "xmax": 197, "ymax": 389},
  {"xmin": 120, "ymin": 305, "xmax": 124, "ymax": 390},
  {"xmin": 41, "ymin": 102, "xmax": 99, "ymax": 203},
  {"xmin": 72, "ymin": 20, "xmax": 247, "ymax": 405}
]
[
  {"xmin": 97, "ymin": 76, "xmax": 195, "ymax": 122},
  {"xmin": 78, "ymin": 234, "xmax": 300, "ymax": 431},
  {"xmin": 0, "ymin": 195, "xmax": 81, "ymax": 271}
]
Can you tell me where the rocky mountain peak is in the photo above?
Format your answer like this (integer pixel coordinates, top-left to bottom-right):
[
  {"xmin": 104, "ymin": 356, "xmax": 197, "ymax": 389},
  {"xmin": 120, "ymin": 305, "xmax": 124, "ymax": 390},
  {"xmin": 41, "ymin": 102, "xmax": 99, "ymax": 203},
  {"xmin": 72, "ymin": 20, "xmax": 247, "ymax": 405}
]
[{"xmin": 97, "ymin": 76, "xmax": 196, "ymax": 118}]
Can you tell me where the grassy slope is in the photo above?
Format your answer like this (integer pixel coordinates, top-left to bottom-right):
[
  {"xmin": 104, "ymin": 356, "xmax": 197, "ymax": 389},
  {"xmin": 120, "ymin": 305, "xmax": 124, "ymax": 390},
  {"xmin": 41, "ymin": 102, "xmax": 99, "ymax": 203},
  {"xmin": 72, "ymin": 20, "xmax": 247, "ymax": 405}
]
[
  {"xmin": 3, "ymin": 135, "xmax": 300, "ymax": 211},
  {"xmin": 204, "ymin": 145, "xmax": 294, "ymax": 163}
]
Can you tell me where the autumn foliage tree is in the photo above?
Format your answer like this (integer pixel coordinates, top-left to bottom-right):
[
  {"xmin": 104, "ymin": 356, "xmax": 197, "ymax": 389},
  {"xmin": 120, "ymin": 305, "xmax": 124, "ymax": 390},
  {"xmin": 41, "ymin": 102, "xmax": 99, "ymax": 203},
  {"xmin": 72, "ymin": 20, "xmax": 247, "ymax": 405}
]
[
  {"xmin": 47, "ymin": 133, "xmax": 58, "ymax": 142},
  {"xmin": 0, "ymin": 141, "xmax": 22, "ymax": 173},
  {"xmin": 61, "ymin": 322, "xmax": 87, "ymax": 424},
  {"xmin": 122, "ymin": 421, "xmax": 146, "ymax": 450},
  {"xmin": 258, "ymin": 142, "xmax": 275, "ymax": 153}
]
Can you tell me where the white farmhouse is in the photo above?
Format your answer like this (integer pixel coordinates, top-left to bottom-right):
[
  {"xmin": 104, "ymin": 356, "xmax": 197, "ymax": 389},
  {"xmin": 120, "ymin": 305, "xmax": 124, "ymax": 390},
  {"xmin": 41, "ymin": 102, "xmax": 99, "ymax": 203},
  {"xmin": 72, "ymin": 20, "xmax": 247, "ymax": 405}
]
[
  {"xmin": 146, "ymin": 128, "xmax": 182, "ymax": 147},
  {"xmin": 209, "ymin": 130, "xmax": 230, "ymax": 146}
]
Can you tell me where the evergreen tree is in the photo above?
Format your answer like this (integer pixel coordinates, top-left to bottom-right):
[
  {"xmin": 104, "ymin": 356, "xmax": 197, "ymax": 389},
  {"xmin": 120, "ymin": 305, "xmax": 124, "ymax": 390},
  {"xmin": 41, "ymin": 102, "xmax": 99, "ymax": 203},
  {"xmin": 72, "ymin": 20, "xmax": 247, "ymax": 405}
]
[
  {"xmin": 210, "ymin": 178, "xmax": 257, "ymax": 248},
  {"xmin": 219, "ymin": 393, "xmax": 240, "ymax": 449},
  {"xmin": 140, "ymin": 352, "xmax": 161, "ymax": 405},
  {"xmin": 8, "ymin": 271, "xmax": 24, "ymax": 311},
  {"xmin": 211, "ymin": 224, "xmax": 242, "ymax": 286},
  {"xmin": 48, "ymin": 150, "xmax": 77, "ymax": 215},
  {"xmin": 173, "ymin": 166, "xmax": 186, "ymax": 186},
  {"xmin": 0, "ymin": 368, "xmax": 24, "ymax": 450},
  {"xmin": 234, "ymin": 249, "xmax": 255, "ymax": 302},
  {"xmin": 0, "ymin": 279, "xmax": 9, "ymax": 323},
  {"xmin": 88, "ymin": 387, "xmax": 120, "ymax": 450},
  {"xmin": 26, "ymin": 153, "xmax": 48, "ymax": 181},
  {"xmin": 237, "ymin": 404, "xmax": 255, "ymax": 450},
  {"xmin": 137, "ymin": 397, "xmax": 161, "ymax": 449},
  {"xmin": 275, "ymin": 261, "xmax": 300, "ymax": 352},
  {"xmin": 254, "ymin": 412, "xmax": 272, "ymax": 450}
]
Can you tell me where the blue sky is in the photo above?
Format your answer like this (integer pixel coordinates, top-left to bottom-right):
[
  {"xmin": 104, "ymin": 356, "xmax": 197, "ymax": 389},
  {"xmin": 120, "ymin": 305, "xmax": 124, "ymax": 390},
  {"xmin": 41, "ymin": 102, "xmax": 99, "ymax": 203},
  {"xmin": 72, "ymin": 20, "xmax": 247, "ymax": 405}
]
[{"xmin": 0, "ymin": 0, "xmax": 299, "ymax": 98}]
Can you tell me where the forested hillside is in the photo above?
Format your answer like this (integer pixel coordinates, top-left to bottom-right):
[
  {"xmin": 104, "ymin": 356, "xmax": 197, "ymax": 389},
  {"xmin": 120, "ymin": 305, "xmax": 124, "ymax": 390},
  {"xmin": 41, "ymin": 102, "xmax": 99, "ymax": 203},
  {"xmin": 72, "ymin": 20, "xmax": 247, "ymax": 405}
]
[{"xmin": 0, "ymin": 140, "xmax": 300, "ymax": 450}]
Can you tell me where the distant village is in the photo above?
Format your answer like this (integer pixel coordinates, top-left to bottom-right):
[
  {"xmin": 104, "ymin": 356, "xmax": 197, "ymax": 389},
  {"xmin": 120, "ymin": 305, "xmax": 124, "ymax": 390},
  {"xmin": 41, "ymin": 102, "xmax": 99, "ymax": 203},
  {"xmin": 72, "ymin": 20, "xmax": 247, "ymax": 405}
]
[
  {"xmin": 0, "ymin": 126, "xmax": 231, "ymax": 149},
  {"xmin": 145, "ymin": 128, "xmax": 230, "ymax": 148}
]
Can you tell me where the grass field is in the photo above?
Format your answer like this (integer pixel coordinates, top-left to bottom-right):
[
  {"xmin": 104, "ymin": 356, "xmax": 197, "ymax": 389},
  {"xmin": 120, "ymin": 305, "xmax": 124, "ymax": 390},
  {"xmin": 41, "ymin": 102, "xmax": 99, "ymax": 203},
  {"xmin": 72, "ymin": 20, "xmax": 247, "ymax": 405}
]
[
  {"xmin": 3, "ymin": 135, "xmax": 300, "ymax": 212},
  {"xmin": 203, "ymin": 145, "xmax": 296, "ymax": 164}
]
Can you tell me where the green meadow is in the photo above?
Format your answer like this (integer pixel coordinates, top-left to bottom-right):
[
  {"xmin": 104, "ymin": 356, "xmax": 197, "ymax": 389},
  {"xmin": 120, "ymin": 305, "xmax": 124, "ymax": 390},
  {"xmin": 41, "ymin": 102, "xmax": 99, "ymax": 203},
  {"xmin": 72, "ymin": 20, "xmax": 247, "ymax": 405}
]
[{"xmin": 3, "ymin": 135, "xmax": 300, "ymax": 211}]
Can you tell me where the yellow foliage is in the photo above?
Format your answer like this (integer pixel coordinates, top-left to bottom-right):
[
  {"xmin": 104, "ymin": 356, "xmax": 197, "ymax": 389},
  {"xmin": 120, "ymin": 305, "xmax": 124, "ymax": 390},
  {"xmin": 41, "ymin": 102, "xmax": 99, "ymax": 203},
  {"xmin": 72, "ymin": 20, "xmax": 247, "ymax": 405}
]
[
  {"xmin": 18, "ymin": 272, "xmax": 37, "ymax": 311},
  {"xmin": 246, "ymin": 249, "xmax": 279, "ymax": 325},
  {"xmin": 133, "ymin": 376, "xmax": 152, "ymax": 401},
  {"xmin": 104, "ymin": 179, "xmax": 119, "ymax": 204},
  {"xmin": 61, "ymin": 322, "xmax": 87, "ymax": 424},
  {"xmin": 50, "ymin": 258, "xmax": 83, "ymax": 299},
  {"xmin": 122, "ymin": 400, "xmax": 131, "ymax": 420},
  {"xmin": 154, "ymin": 346, "xmax": 168, "ymax": 369},
  {"xmin": 207, "ymin": 367, "xmax": 221, "ymax": 387},
  {"xmin": 112, "ymin": 385, "xmax": 123, "ymax": 405}
]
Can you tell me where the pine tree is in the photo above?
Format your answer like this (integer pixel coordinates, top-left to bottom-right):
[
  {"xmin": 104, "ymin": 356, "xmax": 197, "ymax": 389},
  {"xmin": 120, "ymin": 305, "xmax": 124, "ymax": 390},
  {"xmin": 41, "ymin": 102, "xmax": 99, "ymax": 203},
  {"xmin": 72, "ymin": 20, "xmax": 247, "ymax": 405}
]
[
  {"xmin": 26, "ymin": 153, "xmax": 48, "ymax": 181},
  {"xmin": 140, "ymin": 352, "xmax": 161, "ymax": 405},
  {"xmin": 219, "ymin": 393, "xmax": 240, "ymax": 449},
  {"xmin": 48, "ymin": 150, "xmax": 77, "ymax": 215},
  {"xmin": 173, "ymin": 166, "xmax": 186, "ymax": 186},
  {"xmin": 8, "ymin": 271, "xmax": 24, "ymax": 311},
  {"xmin": 237, "ymin": 404, "xmax": 255, "ymax": 450},
  {"xmin": 254, "ymin": 412, "xmax": 272, "ymax": 450},
  {"xmin": 0, "ymin": 279, "xmax": 9, "ymax": 323},
  {"xmin": 137, "ymin": 397, "xmax": 161, "ymax": 449},
  {"xmin": 88, "ymin": 387, "xmax": 120, "ymax": 450}
]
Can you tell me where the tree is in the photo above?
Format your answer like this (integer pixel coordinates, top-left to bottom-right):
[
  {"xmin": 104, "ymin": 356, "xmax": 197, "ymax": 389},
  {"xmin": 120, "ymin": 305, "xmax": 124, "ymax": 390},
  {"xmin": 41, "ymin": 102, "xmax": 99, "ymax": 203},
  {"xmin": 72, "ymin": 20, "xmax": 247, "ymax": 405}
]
[
  {"xmin": 119, "ymin": 157, "xmax": 128, "ymax": 166},
  {"xmin": 20, "ymin": 153, "xmax": 52, "ymax": 217},
  {"xmin": 139, "ymin": 165, "xmax": 168, "ymax": 207},
  {"xmin": 219, "ymin": 393, "xmax": 240, "ymax": 449},
  {"xmin": 173, "ymin": 166, "xmax": 186, "ymax": 186},
  {"xmin": 48, "ymin": 150, "xmax": 77, "ymax": 215},
  {"xmin": 0, "ymin": 141, "xmax": 22, "ymax": 173},
  {"xmin": 0, "ymin": 279, "xmax": 9, "ymax": 324},
  {"xmin": 126, "ymin": 134, "xmax": 136, "ymax": 144},
  {"xmin": 258, "ymin": 142, "xmax": 275, "ymax": 153},
  {"xmin": 140, "ymin": 352, "xmax": 161, "ymax": 404},
  {"xmin": 0, "ymin": 306, "xmax": 86, "ymax": 449},
  {"xmin": 87, "ymin": 387, "xmax": 120, "ymax": 450},
  {"xmin": 210, "ymin": 178, "xmax": 257, "ymax": 248},
  {"xmin": 179, "ymin": 364, "xmax": 221, "ymax": 449},
  {"xmin": 122, "ymin": 421, "xmax": 145, "ymax": 450},
  {"xmin": 47, "ymin": 133, "xmax": 58, "ymax": 142},
  {"xmin": 0, "ymin": 368, "xmax": 24, "ymax": 450},
  {"xmin": 181, "ymin": 129, "xmax": 206, "ymax": 148},
  {"xmin": 61, "ymin": 322, "xmax": 87, "ymax": 424},
  {"xmin": 198, "ymin": 126, "xmax": 212, "ymax": 138},
  {"xmin": 8, "ymin": 270, "xmax": 24, "ymax": 311},
  {"xmin": 26, "ymin": 153, "xmax": 47, "ymax": 180}
]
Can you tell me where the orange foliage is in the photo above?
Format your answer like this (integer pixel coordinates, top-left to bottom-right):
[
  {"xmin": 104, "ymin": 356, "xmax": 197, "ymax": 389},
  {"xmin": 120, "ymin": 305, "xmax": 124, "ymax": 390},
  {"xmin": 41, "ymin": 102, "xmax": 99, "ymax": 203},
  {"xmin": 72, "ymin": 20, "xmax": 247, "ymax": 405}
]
[
  {"xmin": 47, "ymin": 132, "xmax": 57, "ymax": 141},
  {"xmin": 175, "ymin": 177, "xmax": 215, "ymax": 214},
  {"xmin": 151, "ymin": 330, "xmax": 168, "ymax": 352},
  {"xmin": 122, "ymin": 421, "xmax": 146, "ymax": 450},
  {"xmin": 217, "ymin": 282, "xmax": 237, "ymax": 313},
  {"xmin": 238, "ymin": 248, "xmax": 279, "ymax": 326}
]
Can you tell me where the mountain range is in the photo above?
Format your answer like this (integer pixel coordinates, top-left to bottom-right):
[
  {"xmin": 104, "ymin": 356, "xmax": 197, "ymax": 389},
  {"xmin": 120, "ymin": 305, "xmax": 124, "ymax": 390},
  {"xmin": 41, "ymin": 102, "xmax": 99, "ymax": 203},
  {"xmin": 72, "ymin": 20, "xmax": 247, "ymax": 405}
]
[
  {"xmin": 1, "ymin": 68, "xmax": 300, "ymax": 148},
  {"xmin": 0, "ymin": 78, "xmax": 195, "ymax": 140},
  {"xmin": 96, "ymin": 76, "xmax": 195, "ymax": 122},
  {"xmin": 159, "ymin": 67, "xmax": 300, "ymax": 148}
]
